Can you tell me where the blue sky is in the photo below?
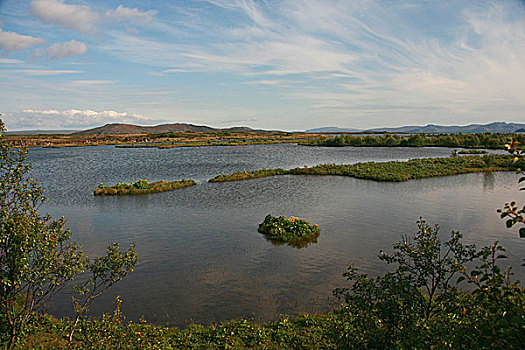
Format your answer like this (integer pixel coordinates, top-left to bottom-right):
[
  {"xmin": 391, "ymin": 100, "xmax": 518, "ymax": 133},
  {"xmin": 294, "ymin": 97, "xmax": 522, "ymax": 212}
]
[{"xmin": 0, "ymin": 0, "xmax": 524, "ymax": 131}]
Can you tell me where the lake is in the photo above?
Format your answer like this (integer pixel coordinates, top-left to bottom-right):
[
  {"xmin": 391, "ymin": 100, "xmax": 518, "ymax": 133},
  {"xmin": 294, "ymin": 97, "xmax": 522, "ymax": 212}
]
[{"xmin": 27, "ymin": 144, "xmax": 523, "ymax": 327}]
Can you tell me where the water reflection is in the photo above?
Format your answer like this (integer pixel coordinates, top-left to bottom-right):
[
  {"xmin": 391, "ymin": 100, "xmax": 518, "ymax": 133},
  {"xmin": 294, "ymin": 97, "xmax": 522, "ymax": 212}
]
[
  {"xmin": 264, "ymin": 233, "xmax": 320, "ymax": 249},
  {"xmin": 483, "ymin": 172, "xmax": 495, "ymax": 190}
]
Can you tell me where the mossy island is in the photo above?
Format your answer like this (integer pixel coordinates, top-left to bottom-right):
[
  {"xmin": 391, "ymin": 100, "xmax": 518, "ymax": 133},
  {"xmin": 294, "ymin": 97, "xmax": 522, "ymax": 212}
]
[
  {"xmin": 258, "ymin": 214, "xmax": 320, "ymax": 248},
  {"xmin": 94, "ymin": 179, "xmax": 196, "ymax": 196}
]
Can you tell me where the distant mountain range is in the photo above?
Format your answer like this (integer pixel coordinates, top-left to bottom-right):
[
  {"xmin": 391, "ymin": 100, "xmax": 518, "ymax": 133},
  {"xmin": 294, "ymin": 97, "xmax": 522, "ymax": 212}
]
[
  {"xmin": 304, "ymin": 126, "xmax": 362, "ymax": 133},
  {"xmin": 7, "ymin": 121, "xmax": 525, "ymax": 135},
  {"xmin": 306, "ymin": 122, "xmax": 525, "ymax": 134},
  {"xmin": 74, "ymin": 123, "xmax": 257, "ymax": 135}
]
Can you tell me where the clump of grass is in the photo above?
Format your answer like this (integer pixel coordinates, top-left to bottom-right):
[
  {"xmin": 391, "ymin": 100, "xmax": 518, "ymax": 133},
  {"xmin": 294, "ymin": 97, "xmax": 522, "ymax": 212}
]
[
  {"xmin": 94, "ymin": 179, "xmax": 196, "ymax": 196},
  {"xmin": 258, "ymin": 214, "xmax": 320, "ymax": 248}
]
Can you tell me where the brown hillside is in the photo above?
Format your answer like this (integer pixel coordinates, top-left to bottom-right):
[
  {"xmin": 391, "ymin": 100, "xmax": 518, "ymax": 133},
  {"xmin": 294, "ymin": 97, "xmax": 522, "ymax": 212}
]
[{"xmin": 75, "ymin": 123, "xmax": 255, "ymax": 135}]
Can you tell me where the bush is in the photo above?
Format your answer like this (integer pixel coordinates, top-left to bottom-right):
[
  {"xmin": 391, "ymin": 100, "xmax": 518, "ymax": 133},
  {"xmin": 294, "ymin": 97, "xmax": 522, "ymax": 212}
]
[{"xmin": 258, "ymin": 215, "xmax": 320, "ymax": 248}]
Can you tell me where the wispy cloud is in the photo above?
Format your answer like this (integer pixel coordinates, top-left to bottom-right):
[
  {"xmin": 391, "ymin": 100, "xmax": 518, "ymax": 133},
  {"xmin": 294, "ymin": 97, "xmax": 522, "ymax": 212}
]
[
  {"xmin": 0, "ymin": 58, "xmax": 24, "ymax": 64},
  {"xmin": 13, "ymin": 69, "xmax": 82, "ymax": 76},
  {"xmin": 2, "ymin": 0, "xmax": 524, "ymax": 130},
  {"xmin": 69, "ymin": 80, "xmax": 114, "ymax": 85}
]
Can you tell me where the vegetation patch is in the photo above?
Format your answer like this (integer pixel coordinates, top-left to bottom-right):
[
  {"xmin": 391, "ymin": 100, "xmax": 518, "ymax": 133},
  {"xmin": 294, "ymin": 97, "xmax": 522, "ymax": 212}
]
[
  {"xmin": 258, "ymin": 214, "xmax": 320, "ymax": 248},
  {"xmin": 303, "ymin": 132, "xmax": 525, "ymax": 149},
  {"xmin": 208, "ymin": 154, "xmax": 524, "ymax": 183},
  {"xmin": 94, "ymin": 179, "xmax": 196, "ymax": 196}
]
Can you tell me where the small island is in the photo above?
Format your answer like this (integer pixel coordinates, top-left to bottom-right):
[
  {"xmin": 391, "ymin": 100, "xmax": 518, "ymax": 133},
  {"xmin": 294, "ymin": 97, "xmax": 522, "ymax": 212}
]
[
  {"xmin": 258, "ymin": 214, "xmax": 320, "ymax": 248},
  {"xmin": 94, "ymin": 179, "xmax": 196, "ymax": 196},
  {"xmin": 458, "ymin": 149, "xmax": 488, "ymax": 155}
]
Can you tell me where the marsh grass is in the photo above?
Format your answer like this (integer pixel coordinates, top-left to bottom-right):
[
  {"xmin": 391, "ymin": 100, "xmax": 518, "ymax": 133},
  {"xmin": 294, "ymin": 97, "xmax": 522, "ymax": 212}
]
[{"xmin": 209, "ymin": 154, "xmax": 523, "ymax": 183}]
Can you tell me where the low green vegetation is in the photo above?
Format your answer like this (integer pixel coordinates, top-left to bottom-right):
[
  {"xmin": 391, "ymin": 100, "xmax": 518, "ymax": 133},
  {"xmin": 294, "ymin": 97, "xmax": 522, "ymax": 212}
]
[
  {"xmin": 258, "ymin": 214, "xmax": 320, "ymax": 248},
  {"xmin": 209, "ymin": 154, "xmax": 524, "ymax": 183},
  {"xmin": 304, "ymin": 132, "xmax": 525, "ymax": 149},
  {"xmin": 94, "ymin": 179, "xmax": 196, "ymax": 196}
]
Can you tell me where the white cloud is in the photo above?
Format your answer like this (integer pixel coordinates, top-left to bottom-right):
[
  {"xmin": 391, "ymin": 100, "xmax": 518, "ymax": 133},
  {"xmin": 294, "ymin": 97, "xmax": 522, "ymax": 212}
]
[
  {"xmin": 46, "ymin": 40, "xmax": 87, "ymax": 59},
  {"xmin": 7, "ymin": 109, "xmax": 155, "ymax": 130},
  {"xmin": 0, "ymin": 29, "xmax": 45, "ymax": 52},
  {"xmin": 30, "ymin": 0, "xmax": 100, "ymax": 33},
  {"xmin": 106, "ymin": 5, "xmax": 157, "ymax": 25}
]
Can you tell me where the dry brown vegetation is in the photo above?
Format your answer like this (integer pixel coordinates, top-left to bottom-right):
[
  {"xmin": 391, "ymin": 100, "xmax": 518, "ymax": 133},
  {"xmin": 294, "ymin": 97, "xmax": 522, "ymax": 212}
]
[{"xmin": 6, "ymin": 131, "xmax": 319, "ymax": 148}]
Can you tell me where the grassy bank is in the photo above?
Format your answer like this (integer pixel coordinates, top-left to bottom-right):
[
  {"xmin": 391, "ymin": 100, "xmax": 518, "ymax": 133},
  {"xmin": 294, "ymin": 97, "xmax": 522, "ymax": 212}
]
[
  {"xmin": 94, "ymin": 179, "xmax": 196, "ymax": 196},
  {"xmin": 116, "ymin": 139, "xmax": 301, "ymax": 149},
  {"xmin": 7, "ymin": 131, "xmax": 315, "ymax": 149},
  {"xmin": 303, "ymin": 133, "xmax": 525, "ymax": 149},
  {"xmin": 208, "ymin": 154, "xmax": 524, "ymax": 183}
]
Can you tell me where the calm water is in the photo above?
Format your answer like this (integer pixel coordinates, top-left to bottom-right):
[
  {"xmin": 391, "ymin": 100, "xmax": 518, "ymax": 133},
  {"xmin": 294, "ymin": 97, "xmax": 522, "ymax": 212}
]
[{"xmin": 27, "ymin": 144, "xmax": 523, "ymax": 327}]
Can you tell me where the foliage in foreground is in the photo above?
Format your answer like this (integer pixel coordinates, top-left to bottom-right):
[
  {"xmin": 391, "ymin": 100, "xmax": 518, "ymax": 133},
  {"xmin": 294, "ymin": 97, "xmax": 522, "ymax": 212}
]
[
  {"xmin": 14, "ymin": 220, "xmax": 525, "ymax": 349},
  {"xmin": 258, "ymin": 214, "xmax": 320, "ymax": 248},
  {"xmin": 497, "ymin": 139, "xmax": 525, "ymax": 238},
  {"xmin": 94, "ymin": 179, "xmax": 196, "ymax": 196},
  {"xmin": 0, "ymin": 118, "xmax": 137, "ymax": 349},
  {"xmin": 209, "ymin": 154, "xmax": 524, "ymax": 183}
]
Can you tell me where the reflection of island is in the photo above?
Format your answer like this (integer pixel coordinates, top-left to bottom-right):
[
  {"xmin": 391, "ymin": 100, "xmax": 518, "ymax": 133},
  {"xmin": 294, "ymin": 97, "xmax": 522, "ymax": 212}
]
[
  {"xmin": 258, "ymin": 215, "xmax": 320, "ymax": 249},
  {"xmin": 265, "ymin": 234, "xmax": 319, "ymax": 249},
  {"xmin": 483, "ymin": 172, "xmax": 495, "ymax": 191}
]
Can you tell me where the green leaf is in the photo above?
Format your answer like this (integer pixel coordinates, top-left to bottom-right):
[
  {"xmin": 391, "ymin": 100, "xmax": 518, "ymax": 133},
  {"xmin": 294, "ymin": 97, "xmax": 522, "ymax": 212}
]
[
  {"xmin": 506, "ymin": 219, "xmax": 514, "ymax": 228},
  {"xmin": 520, "ymin": 228, "xmax": 525, "ymax": 238}
]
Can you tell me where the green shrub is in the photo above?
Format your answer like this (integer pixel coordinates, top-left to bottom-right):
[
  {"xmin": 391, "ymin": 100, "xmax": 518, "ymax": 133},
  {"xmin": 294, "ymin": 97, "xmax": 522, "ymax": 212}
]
[{"xmin": 258, "ymin": 214, "xmax": 320, "ymax": 248}]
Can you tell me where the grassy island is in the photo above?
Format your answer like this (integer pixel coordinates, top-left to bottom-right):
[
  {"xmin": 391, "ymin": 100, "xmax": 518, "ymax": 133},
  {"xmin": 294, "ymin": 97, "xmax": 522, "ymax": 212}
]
[
  {"xmin": 93, "ymin": 179, "xmax": 196, "ymax": 196},
  {"xmin": 209, "ymin": 168, "xmax": 287, "ymax": 182},
  {"xmin": 458, "ymin": 149, "xmax": 488, "ymax": 155},
  {"xmin": 258, "ymin": 214, "xmax": 320, "ymax": 248},
  {"xmin": 208, "ymin": 154, "xmax": 524, "ymax": 183}
]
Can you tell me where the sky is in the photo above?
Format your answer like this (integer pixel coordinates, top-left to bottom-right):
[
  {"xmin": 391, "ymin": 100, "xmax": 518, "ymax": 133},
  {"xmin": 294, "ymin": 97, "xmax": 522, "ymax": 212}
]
[{"xmin": 0, "ymin": 0, "xmax": 524, "ymax": 131}]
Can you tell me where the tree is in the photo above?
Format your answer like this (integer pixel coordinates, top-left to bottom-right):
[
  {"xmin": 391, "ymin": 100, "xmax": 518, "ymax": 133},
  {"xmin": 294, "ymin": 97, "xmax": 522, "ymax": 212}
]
[{"xmin": 0, "ymin": 118, "xmax": 137, "ymax": 348}]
